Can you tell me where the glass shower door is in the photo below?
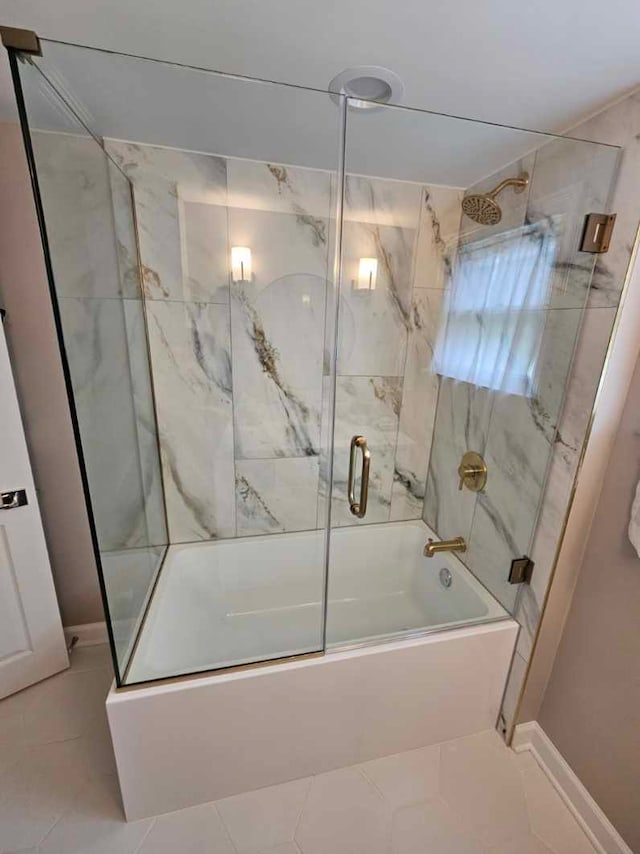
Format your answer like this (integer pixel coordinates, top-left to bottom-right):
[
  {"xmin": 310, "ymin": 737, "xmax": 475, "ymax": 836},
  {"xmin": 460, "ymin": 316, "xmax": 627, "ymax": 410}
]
[
  {"xmin": 11, "ymin": 36, "xmax": 620, "ymax": 680},
  {"xmin": 326, "ymin": 98, "xmax": 619, "ymax": 645}
]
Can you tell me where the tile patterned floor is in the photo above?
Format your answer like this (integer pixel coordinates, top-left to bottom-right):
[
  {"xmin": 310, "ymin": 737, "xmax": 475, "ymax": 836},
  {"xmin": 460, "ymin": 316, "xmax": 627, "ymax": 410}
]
[{"xmin": 0, "ymin": 644, "xmax": 596, "ymax": 853}]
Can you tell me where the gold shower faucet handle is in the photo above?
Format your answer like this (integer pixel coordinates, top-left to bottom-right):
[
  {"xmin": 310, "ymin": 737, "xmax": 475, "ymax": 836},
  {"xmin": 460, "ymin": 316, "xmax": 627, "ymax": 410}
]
[{"xmin": 457, "ymin": 451, "xmax": 487, "ymax": 492}]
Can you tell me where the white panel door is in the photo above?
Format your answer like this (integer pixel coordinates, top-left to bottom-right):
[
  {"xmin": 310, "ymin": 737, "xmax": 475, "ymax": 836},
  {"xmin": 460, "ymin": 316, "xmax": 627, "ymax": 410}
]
[{"xmin": 0, "ymin": 320, "xmax": 68, "ymax": 699}]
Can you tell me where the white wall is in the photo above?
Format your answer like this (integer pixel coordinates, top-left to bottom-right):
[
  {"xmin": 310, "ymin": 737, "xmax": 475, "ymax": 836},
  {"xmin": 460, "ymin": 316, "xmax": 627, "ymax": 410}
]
[{"xmin": 0, "ymin": 122, "xmax": 102, "ymax": 626}]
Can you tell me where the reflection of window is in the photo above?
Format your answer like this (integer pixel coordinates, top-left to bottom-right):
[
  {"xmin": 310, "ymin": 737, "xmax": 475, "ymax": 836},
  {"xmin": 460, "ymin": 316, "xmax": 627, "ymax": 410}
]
[{"xmin": 433, "ymin": 221, "xmax": 558, "ymax": 397}]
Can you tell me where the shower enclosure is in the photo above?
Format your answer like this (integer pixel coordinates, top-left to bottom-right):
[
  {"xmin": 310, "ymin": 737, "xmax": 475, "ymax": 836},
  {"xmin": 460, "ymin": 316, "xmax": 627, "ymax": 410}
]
[{"xmin": 7, "ymin": 38, "xmax": 619, "ymax": 695}]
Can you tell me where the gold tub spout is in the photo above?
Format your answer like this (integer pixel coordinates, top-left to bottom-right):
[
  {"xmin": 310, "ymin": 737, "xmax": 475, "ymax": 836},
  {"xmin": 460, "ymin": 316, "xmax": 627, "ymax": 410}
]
[{"xmin": 423, "ymin": 537, "xmax": 467, "ymax": 557}]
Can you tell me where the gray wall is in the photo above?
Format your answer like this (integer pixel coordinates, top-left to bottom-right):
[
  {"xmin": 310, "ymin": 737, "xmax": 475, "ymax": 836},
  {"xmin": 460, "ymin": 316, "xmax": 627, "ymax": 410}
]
[
  {"xmin": 538, "ymin": 352, "xmax": 640, "ymax": 852},
  {"xmin": 0, "ymin": 122, "xmax": 102, "ymax": 626}
]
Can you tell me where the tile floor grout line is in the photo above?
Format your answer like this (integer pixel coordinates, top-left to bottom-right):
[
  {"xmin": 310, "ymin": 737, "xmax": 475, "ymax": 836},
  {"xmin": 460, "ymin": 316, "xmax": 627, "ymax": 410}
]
[
  {"xmin": 357, "ymin": 765, "xmax": 387, "ymax": 802},
  {"xmin": 212, "ymin": 801, "xmax": 241, "ymax": 853},
  {"xmin": 531, "ymin": 828, "xmax": 560, "ymax": 854},
  {"xmin": 132, "ymin": 814, "xmax": 157, "ymax": 853},
  {"xmin": 291, "ymin": 775, "xmax": 314, "ymax": 846},
  {"xmin": 34, "ymin": 765, "xmax": 91, "ymax": 851},
  {"xmin": 516, "ymin": 753, "xmax": 542, "ymax": 840}
]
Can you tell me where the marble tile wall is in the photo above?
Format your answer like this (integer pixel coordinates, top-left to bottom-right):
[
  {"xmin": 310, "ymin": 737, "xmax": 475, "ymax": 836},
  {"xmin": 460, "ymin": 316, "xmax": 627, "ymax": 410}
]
[
  {"xmin": 415, "ymin": 132, "xmax": 624, "ymax": 735},
  {"xmin": 107, "ymin": 139, "xmax": 461, "ymax": 540},
  {"xmin": 499, "ymin": 97, "xmax": 640, "ymax": 735},
  {"xmin": 37, "ymin": 126, "xmax": 626, "ymax": 732},
  {"xmin": 425, "ymin": 122, "xmax": 627, "ymax": 735},
  {"xmin": 327, "ymin": 180, "xmax": 461, "ymax": 527},
  {"xmin": 32, "ymin": 132, "xmax": 167, "ymax": 556},
  {"xmin": 426, "ymin": 142, "xmax": 618, "ymax": 602},
  {"xmin": 423, "ymin": 154, "xmax": 536, "ymax": 553}
]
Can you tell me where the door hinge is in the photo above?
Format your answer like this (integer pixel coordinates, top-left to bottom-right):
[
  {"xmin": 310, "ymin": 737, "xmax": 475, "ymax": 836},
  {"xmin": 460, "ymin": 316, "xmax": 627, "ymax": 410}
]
[
  {"xmin": 509, "ymin": 555, "xmax": 534, "ymax": 585},
  {"xmin": 0, "ymin": 26, "xmax": 42, "ymax": 56},
  {"xmin": 580, "ymin": 213, "xmax": 616, "ymax": 254}
]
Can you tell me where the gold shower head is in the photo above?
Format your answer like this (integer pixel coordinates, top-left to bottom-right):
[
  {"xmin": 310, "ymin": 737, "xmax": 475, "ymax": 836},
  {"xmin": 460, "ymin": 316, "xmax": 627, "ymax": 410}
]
[{"xmin": 461, "ymin": 172, "xmax": 529, "ymax": 225}]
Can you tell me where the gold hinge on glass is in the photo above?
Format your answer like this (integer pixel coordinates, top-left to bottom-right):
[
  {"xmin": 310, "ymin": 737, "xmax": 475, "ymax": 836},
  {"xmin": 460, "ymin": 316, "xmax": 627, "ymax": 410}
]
[
  {"xmin": 0, "ymin": 26, "xmax": 42, "ymax": 56},
  {"xmin": 509, "ymin": 556, "xmax": 535, "ymax": 585},
  {"xmin": 580, "ymin": 212, "xmax": 616, "ymax": 254}
]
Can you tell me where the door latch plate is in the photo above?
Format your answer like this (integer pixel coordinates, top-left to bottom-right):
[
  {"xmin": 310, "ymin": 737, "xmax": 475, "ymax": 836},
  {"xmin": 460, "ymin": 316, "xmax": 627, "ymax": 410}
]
[{"xmin": 1, "ymin": 489, "xmax": 28, "ymax": 510}]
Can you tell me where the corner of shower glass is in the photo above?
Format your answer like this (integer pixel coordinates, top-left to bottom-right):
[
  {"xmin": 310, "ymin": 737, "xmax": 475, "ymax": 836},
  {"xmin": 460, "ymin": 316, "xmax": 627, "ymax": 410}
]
[{"xmin": 7, "ymin": 44, "xmax": 170, "ymax": 686}]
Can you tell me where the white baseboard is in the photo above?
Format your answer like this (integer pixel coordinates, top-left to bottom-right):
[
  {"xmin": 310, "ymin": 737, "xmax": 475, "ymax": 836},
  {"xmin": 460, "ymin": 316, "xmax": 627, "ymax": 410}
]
[
  {"xmin": 64, "ymin": 621, "xmax": 108, "ymax": 648},
  {"xmin": 512, "ymin": 722, "xmax": 632, "ymax": 854}
]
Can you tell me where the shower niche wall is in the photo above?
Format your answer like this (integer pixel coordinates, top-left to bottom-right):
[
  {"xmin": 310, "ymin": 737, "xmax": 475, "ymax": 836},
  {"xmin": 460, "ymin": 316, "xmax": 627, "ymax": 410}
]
[{"xmin": 10, "ymin": 40, "xmax": 620, "ymax": 700}]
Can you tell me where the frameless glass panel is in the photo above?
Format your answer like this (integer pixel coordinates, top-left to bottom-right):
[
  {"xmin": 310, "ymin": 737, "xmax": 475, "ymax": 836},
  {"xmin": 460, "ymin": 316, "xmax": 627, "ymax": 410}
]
[
  {"xmin": 327, "ymin": 100, "xmax": 618, "ymax": 646},
  {"xmin": 14, "ymin": 41, "xmax": 345, "ymax": 683},
  {"xmin": 14, "ymin": 57, "xmax": 169, "ymax": 682}
]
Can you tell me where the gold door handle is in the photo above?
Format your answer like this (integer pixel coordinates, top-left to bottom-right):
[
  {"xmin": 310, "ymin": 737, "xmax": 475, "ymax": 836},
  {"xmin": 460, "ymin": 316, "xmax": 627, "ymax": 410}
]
[{"xmin": 348, "ymin": 435, "xmax": 370, "ymax": 518}]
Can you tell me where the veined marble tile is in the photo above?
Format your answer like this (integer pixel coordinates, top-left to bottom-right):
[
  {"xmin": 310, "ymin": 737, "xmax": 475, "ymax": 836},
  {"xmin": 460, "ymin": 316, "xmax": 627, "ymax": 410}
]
[
  {"xmin": 338, "ymin": 219, "xmax": 415, "ymax": 376},
  {"xmin": 390, "ymin": 289, "xmax": 443, "ymax": 521},
  {"xmin": 525, "ymin": 307, "xmax": 616, "ymax": 624},
  {"xmin": 146, "ymin": 300, "xmax": 235, "ymax": 541},
  {"xmin": 236, "ymin": 457, "xmax": 320, "ymax": 536},
  {"xmin": 513, "ymin": 587, "xmax": 539, "ymax": 662},
  {"xmin": 106, "ymin": 140, "xmax": 228, "ymax": 303},
  {"xmin": 498, "ymin": 93, "xmax": 638, "ymax": 731},
  {"xmin": 227, "ymin": 157, "xmax": 332, "ymax": 218},
  {"xmin": 413, "ymin": 186, "xmax": 463, "ymax": 290},
  {"xmin": 526, "ymin": 136, "xmax": 618, "ymax": 311},
  {"xmin": 180, "ymin": 200, "xmax": 230, "ymax": 304},
  {"xmin": 328, "ymin": 376, "xmax": 402, "ymax": 526},
  {"xmin": 122, "ymin": 301, "xmax": 168, "ymax": 548},
  {"xmin": 498, "ymin": 304, "xmax": 617, "ymax": 728},
  {"xmin": 500, "ymin": 651, "xmax": 528, "ymax": 735},
  {"xmin": 132, "ymin": 175, "xmax": 184, "ymax": 300},
  {"xmin": 464, "ymin": 388, "xmax": 552, "ymax": 611},
  {"xmin": 106, "ymin": 140, "xmax": 227, "ymax": 205},
  {"xmin": 344, "ymin": 174, "xmax": 422, "ymax": 227},
  {"xmin": 423, "ymin": 379, "xmax": 494, "ymax": 542},
  {"xmin": 465, "ymin": 308, "xmax": 583, "ymax": 611},
  {"xmin": 316, "ymin": 374, "xmax": 336, "ymax": 530},
  {"xmin": 58, "ymin": 297, "xmax": 152, "ymax": 551},
  {"xmin": 230, "ymin": 208, "xmax": 328, "ymax": 460},
  {"xmin": 108, "ymin": 160, "xmax": 144, "ymax": 299},
  {"xmin": 33, "ymin": 132, "xmax": 126, "ymax": 300},
  {"xmin": 574, "ymin": 93, "xmax": 640, "ymax": 311},
  {"xmin": 228, "ymin": 206, "xmax": 330, "ymax": 296}
]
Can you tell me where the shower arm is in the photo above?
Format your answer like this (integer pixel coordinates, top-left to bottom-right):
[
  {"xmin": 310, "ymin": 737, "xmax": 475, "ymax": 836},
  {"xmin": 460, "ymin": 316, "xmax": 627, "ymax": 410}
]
[{"xmin": 486, "ymin": 175, "xmax": 529, "ymax": 200}]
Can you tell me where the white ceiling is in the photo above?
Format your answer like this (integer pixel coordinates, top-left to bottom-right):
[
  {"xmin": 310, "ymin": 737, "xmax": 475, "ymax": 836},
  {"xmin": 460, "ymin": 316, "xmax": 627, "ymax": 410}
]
[
  {"xmin": 0, "ymin": 0, "xmax": 636, "ymax": 187},
  {"xmin": 18, "ymin": 39, "xmax": 567, "ymax": 186},
  {"xmin": 1, "ymin": 0, "xmax": 639, "ymax": 137}
]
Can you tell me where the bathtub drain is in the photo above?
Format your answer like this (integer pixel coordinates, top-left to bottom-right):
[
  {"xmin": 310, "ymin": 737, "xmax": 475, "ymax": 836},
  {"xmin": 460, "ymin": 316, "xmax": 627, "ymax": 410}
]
[{"xmin": 439, "ymin": 567, "xmax": 452, "ymax": 589}]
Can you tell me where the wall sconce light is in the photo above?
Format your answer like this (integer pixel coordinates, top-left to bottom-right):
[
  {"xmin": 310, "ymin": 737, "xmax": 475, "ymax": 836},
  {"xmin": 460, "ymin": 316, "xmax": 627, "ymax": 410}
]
[
  {"xmin": 354, "ymin": 257, "xmax": 378, "ymax": 292},
  {"xmin": 231, "ymin": 246, "xmax": 252, "ymax": 283}
]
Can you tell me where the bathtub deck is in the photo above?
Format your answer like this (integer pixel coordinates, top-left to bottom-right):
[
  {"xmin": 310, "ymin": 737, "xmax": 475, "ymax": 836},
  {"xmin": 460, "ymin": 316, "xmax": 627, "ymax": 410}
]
[{"xmin": 126, "ymin": 520, "xmax": 506, "ymax": 684}]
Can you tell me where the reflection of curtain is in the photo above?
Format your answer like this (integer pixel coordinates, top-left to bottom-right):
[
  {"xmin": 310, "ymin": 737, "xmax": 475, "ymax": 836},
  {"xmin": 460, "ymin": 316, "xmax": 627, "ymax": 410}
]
[{"xmin": 433, "ymin": 220, "xmax": 558, "ymax": 397}]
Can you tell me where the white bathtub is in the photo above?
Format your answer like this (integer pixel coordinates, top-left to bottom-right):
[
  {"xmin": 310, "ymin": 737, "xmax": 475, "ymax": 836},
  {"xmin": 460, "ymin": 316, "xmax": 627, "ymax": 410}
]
[
  {"xmin": 108, "ymin": 520, "xmax": 517, "ymax": 820},
  {"xmin": 126, "ymin": 520, "xmax": 506, "ymax": 683}
]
